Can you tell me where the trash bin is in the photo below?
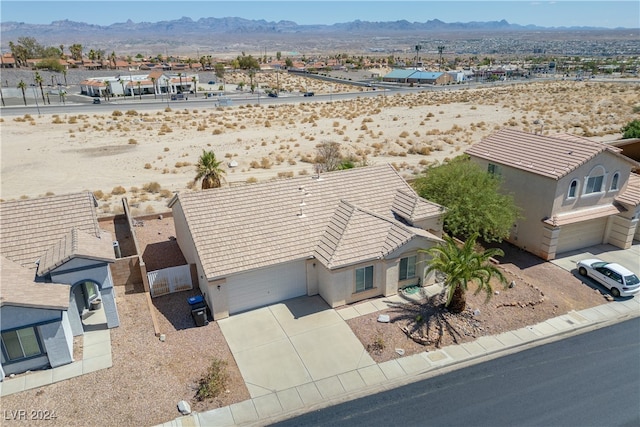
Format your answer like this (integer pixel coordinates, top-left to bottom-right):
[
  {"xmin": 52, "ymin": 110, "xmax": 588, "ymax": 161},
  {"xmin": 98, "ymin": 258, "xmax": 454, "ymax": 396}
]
[
  {"xmin": 90, "ymin": 299, "xmax": 102, "ymax": 311},
  {"xmin": 187, "ymin": 295, "xmax": 204, "ymax": 306},
  {"xmin": 188, "ymin": 295, "xmax": 208, "ymax": 327},
  {"xmin": 191, "ymin": 304, "xmax": 208, "ymax": 327}
]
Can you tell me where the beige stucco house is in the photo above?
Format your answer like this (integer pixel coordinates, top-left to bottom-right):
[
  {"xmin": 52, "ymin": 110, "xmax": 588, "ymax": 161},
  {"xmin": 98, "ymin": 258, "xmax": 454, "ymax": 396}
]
[
  {"xmin": 169, "ymin": 165, "xmax": 445, "ymax": 319},
  {"xmin": 466, "ymin": 129, "xmax": 640, "ymax": 260}
]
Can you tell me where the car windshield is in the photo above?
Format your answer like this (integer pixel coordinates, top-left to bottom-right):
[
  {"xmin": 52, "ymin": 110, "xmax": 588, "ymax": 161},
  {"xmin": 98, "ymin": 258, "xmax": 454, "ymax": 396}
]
[
  {"xmin": 624, "ymin": 274, "xmax": 640, "ymax": 286},
  {"xmin": 592, "ymin": 262, "xmax": 608, "ymax": 268}
]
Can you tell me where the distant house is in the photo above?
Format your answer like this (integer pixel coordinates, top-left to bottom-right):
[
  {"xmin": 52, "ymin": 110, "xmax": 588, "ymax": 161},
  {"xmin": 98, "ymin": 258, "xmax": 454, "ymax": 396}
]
[
  {"xmin": 382, "ymin": 69, "xmax": 452, "ymax": 85},
  {"xmin": 0, "ymin": 192, "xmax": 120, "ymax": 380},
  {"xmin": 466, "ymin": 129, "xmax": 640, "ymax": 260},
  {"xmin": 169, "ymin": 165, "xmax": 445, "ymax": 319}
]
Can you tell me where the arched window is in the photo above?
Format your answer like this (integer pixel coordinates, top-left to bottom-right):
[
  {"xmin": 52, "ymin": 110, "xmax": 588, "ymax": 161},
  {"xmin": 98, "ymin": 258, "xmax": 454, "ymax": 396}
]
[
  {"xmin": 610, "ymin": 172, "xmax": 619, "ymax": 191},
  {"xmin": 568, "ymin": 179, "xmax": 578, "ymax": 198},
  {"xmin": 584, "ymin": 166, "xmax": 606, "ymax": 194}
]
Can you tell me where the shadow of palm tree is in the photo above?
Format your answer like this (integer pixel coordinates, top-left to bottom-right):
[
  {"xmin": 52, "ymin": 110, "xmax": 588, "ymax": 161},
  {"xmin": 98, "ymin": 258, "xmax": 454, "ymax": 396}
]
[{"xmin": 387, "ymin": 293, "xmax": 472, "ymax": 348}]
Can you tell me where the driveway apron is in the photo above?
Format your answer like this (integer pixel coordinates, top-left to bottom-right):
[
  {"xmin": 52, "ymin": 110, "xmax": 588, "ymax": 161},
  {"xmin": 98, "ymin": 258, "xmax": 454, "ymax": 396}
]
[{"xmin": 218, "ymin": 296, "xmax": 375, "ymax": 398}]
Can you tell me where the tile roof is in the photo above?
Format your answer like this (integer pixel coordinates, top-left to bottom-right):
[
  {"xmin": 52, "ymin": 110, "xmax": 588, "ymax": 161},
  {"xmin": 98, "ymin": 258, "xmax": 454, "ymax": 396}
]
[
  {"xmin": 315, "ymin": 200, "xmax": 438, "ymax": 269},
  {"xmin": 466, "ymin": 129, "xmax": 629, "ymax": 180},
  {"xmin": 615, "ymin": 173, "xmax": 640, "ymax": 207},
  {"xmin": 171, "ymin": 164, "xmax": 443, "ymax": 279},
  {"xmin": 0, "ymin": 192, "xmax": 101, "ymax": 269},
  {"xmin": 542, "ymin": 204, "xmax": 624, "ymax": 226},
  {"xmin": 391, "ymin": 188, "xmax": 444, "ymax": 223},
  {"xmin": 0, "ymin": 256, "xmax": 69, "ymax": 311},
  {"xmin": 37, "ymin": 228, "xmax": 115, "ymax": 276}
]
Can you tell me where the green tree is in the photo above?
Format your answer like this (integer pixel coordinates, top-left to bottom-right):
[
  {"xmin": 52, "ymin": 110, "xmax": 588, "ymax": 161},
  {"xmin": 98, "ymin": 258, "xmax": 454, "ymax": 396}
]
[
  {"xmin": 17, "ymin": 80, "xmax": 27, "ymax": 106},
  {"xmin": 621, "ymin": 119, "xmax": 640, "ymax": 139},
  {"xmin": 194, "ymin": 150, "xmax": 226, "ymax": 190},
  {"xmin": 35, "ymin": 58, "xmax": 64, "ymax": 72},
  {"xmin": 214, "ymin": 63, "xmax": 225, "ymax": 80},
  {"xmin": 422, "ymin": 233, "xmax": 506, "ymax": 313},
  {"xmin": 69, "ymin": 44, "xmax": 83, "ymax": 61},
  {"xmin": 413, "ymin": 156, "xmax": 520, "ymax": 242}
]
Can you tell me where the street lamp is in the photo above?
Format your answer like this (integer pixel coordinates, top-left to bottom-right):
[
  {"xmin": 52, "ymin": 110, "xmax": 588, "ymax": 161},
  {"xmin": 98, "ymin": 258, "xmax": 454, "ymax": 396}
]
[{"xmin": 30, "ymin": 84, "xmax": 40, "ymax": 115}]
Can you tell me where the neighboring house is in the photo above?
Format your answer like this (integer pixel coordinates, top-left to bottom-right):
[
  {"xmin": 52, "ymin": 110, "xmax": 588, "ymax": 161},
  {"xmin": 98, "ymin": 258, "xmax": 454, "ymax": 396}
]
[
  {"xmin": 466, "ymin": 129, "xmax": 640, "ymax": 260},
  {"xmin": 0, "ymin": 192, "xmax": 120, "ymax": 379},
  {"xmin": 169, "ymin": 165, "xmax": 445, "ymax": 319},
  {"xmin": 1, "ymin": 257, "xmax": 73, "ymax": 378}
]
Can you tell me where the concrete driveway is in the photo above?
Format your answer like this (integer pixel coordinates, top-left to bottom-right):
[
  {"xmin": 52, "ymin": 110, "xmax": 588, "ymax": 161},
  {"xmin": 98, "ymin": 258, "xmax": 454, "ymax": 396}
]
[
  {"xmin": 551, "ymin": 242, "xmax": 640, "ymax": 277},
  {"xmin": 218, "ymin": 296, "xmax": 376, "ymax": 398}
]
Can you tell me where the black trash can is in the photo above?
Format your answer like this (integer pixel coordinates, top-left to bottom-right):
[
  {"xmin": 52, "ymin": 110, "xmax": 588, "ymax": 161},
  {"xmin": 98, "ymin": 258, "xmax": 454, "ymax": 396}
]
[
  {"xmin": 188, "ymin": 295, "xmax": 208, "ymax": 327},
  {"xmin": 191, "ymin": 304, "xmax": 208, "ymax": 327}
]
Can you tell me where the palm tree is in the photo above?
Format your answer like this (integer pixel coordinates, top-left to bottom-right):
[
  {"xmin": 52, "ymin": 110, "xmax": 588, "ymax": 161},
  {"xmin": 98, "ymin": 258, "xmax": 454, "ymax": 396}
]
[
  {"xmin": 136, "ymin": 81, "xmax": 142, "ymax": 100},
  {"xmin": 34, "ymin": 71, "xmax": 46, "ymax": 104},
  {"xmin": 150, "ymin": 76, "xmax": 157, "ymax": 99},
  {"xmin": 191, "ymin": 76, "xmax": 197, "ymax": 97},
  {"xmin": 17, "ymin": 80, "xmax": 27, "ymax": 106},
  {"xmin": 194, "ymin": 150, "xmax": 226, "ymax": 190},
  {"xmin": 177, "ymin": 72, "xmax": 183, "ymax": 93},
  {"xmin": 422, "ymin": 233, "xmax": 506, "ymax": 313}
]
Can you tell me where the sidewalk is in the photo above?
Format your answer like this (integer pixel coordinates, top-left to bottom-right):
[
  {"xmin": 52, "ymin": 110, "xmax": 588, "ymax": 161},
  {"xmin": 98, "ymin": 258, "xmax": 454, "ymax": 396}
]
[
  {"xmin": 0, "ymin": 308, "xmax": 112, "ymax": 397},
  {"xmin": 157, "ymin": 294, "xmax": 639, "ymax": 427}
]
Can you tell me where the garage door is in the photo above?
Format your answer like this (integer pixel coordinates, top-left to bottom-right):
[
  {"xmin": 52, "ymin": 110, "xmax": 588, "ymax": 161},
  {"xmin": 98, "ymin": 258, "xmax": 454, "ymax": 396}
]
[
  {"xmin": 556, "ymin": 217, "xmax": 607, "ymax": 254},
  {"xmin": 227, "ymin": 261, "xmax": 307, "ymax": 314}
]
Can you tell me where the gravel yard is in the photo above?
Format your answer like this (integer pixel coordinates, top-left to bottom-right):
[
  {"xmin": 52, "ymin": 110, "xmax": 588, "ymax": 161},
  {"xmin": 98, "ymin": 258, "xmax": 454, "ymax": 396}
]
[{"xmin": 347, "ymin": 243, "xmax": 610, "ymax": 363}]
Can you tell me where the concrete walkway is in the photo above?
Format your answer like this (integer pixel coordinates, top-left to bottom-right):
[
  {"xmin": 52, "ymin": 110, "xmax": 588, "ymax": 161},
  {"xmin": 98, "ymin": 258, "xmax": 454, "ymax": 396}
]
[
  {"xmin": 0, "ymin": 307, "xmax": 113, "ymax": 397},
  {"xmin": 157, "ymin": 289, "xmax": 640, "ymax": 427}
]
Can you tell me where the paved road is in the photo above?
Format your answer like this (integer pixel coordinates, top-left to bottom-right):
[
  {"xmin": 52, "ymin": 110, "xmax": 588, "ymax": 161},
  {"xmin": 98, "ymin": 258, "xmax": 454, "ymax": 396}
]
[{"xmin": 272, "ymin": 318, "xmax": 640, "ymax": 427}]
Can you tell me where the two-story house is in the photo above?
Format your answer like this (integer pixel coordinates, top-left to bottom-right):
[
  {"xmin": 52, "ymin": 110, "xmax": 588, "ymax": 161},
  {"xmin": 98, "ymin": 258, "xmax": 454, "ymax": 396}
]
[{"xmin": 466, "ymin": 129, "xmax": 640, "ymax": 260}]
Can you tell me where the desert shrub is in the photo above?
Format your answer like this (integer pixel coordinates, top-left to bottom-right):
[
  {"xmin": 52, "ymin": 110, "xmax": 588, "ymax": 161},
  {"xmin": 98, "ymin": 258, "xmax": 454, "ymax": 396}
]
[
  {"xmin": 277, "ymin": 171, "xmax": 294, "ymax": 178},
  {"xmin": 143, "ymin": 182, "xmax": 161, "ymax": 193},
  {"xmin": 144, "ymin": 163, "xmax": 152, "ymax": 169},
  {"xmin": 128, "ymin": 138, "xmax": 137, "ymax": 145},
  {"xmin": 246, "ymin": 177, "xmax": 258, "ymax": 184},
  {"xmin": 112, "ymin": 110, "xmax": 123, "ymax": 117},
  {"xmin": 93, "ymin": 190, "xmax": 104, "ymax": 199},
  {"xmin": 111, "ymin": 186, "xmax": 126, "ymax": 195},
  {"xmin": 125, "ymin": 110, "xmax": 139, "ymax": 116}
]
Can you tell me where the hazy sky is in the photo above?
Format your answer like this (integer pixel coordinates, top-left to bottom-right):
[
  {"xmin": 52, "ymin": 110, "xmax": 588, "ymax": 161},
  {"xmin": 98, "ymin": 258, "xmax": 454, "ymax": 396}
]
[{"xmin": 1, "ymin": 1, "xmax": 638, "ymax": 29}]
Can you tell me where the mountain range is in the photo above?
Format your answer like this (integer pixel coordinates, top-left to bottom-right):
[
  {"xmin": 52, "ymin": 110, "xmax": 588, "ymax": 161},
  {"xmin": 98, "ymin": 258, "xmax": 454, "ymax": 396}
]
[{"xmin": 1, "ymin": 16, "xmax": 619, "ymax": 37}]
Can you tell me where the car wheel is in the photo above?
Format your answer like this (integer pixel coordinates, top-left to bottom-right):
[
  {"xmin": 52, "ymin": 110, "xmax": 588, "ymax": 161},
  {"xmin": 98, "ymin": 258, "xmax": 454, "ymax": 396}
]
[
  {"xmin": 578, "ymin": 267, "xmax": 588, "ymax": 277},
  {"xmin": 611, "ymin": 287, "xmax": 621, "ymax": 298}
]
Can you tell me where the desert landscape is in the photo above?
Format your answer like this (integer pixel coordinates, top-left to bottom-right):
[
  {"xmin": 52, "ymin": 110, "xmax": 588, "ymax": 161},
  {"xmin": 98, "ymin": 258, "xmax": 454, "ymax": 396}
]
[{"xmin": 2, "ymin": 74, "xmax": 638, "ymax": 217}]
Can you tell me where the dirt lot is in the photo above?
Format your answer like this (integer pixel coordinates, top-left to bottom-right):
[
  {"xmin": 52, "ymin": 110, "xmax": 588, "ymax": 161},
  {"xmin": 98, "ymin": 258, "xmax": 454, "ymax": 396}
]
[
  {"xmin": 347, "ymin": 243, "xmax": 610, "ymax": 363},
  {"xmin": 1, "ymin": 217, "xmax": 610, "ymax": 426}
]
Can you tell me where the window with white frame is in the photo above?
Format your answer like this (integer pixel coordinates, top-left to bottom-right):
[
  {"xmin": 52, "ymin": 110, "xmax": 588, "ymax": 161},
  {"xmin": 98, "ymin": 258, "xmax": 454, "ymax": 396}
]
[
  {"xmin": 584, "ymin": 166, "xmax": 605, "ymax": 194},
  {"xmin": 610, "ymin": 172, "xmax": 619, "ymax": 191},
  {"xmin": 355, "ymin": 265, "xmax": 374, "ymax": 292},
  {"xmin": 399, "ymin": 255, "xmax": 417, "ymax": 281},
  {"xmin": 568, "ymin": 179, "xmax": 578, "ymax": 198},
  {"xmin": 1, "ymin": 326, "xmax": 43, "ymax": 362}
]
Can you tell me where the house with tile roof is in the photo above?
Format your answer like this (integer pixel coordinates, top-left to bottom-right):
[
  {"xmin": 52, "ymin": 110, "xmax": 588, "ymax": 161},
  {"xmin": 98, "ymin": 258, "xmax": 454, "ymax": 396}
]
[
  {"xmin": 0, "ymin": 192, "xmax": 120, "ymax": 379},
  {"xmin": 0, "ymin": 257, "xmax": 73, "ymax": 379},
  {"xmin": 169, "ymin": 164, "xmax": 445, "ymax": 319},
  {"xmin": 466, "ymin": 129, "xmax": 640, "ymax": 260}
]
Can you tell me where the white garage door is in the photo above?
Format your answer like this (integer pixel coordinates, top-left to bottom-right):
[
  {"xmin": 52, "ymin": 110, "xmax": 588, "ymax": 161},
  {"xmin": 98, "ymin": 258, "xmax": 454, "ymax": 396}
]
[
  {"xmin": 227, "ymin": 261, "xmax": 307, "ymax": 314},
  {"xmin": 556, "ymin": 217, "xmax": 607, "ymax": 254}
]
